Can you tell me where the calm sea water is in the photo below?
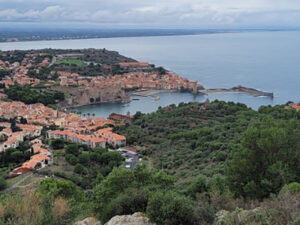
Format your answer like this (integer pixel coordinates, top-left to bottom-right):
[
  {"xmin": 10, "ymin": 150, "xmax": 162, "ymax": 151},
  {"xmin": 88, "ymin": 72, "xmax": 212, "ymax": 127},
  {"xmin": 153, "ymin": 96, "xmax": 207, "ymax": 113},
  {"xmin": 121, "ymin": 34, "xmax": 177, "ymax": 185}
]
[{"xmin": 1, "ymin": 31, "xmax": 300, "ymax": 117}]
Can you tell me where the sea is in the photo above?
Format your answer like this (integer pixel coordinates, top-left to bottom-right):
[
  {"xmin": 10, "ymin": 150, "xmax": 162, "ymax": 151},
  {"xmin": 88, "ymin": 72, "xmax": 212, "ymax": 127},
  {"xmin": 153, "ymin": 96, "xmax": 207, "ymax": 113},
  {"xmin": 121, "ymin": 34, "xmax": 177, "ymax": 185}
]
[{"xmin": 1, "ymin": 30, "xmax": 300, "ymax": 117}]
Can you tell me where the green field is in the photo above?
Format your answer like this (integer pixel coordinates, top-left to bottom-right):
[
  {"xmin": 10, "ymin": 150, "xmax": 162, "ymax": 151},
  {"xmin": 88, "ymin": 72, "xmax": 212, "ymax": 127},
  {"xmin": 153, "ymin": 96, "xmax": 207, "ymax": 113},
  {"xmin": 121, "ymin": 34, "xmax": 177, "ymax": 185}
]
[{"xmin": 56, "ymin": 59, "xmax": 84, "ymax": 67}]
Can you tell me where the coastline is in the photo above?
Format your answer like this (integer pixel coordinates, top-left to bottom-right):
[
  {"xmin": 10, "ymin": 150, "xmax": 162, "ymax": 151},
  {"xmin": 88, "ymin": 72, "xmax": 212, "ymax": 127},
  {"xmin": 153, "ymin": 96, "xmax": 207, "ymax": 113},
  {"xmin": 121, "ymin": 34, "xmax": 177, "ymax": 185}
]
[{"xmin": 65, "ymin": 85, "xmax": 274, "ymax": 113}]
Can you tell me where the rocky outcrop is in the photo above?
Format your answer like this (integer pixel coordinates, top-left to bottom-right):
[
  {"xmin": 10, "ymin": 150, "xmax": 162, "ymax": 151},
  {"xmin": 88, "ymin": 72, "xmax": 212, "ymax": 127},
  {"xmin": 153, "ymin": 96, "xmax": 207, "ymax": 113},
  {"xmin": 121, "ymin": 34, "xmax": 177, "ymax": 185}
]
[
  {"xmin": 105, "ymin": 212, "xmax": 156, "ymax": 225},
  {"xmin": 51, "ymin": 85, "xmax": 130, "ymax": 107},
  {"xmin": 74, "ymin": 213, "xmax": 156, "ymax": 225},
  {"xmin": 74, "ymin": 217, "xmax": 101, "ymax": 225}
]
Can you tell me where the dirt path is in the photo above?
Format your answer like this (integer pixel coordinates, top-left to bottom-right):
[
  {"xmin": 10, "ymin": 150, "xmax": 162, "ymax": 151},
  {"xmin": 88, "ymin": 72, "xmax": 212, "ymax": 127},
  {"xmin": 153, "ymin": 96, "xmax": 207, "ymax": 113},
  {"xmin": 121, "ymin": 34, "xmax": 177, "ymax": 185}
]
[{"xmin": 4, "ymin": 173, "xmax": 33, "ymax": 193}]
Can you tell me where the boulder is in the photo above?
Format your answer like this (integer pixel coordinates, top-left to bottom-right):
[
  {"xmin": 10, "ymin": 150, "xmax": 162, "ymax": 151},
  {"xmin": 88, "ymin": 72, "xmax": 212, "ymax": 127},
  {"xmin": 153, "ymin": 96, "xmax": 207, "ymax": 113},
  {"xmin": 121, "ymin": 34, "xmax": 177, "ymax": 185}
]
[{"xmin": 105, "ymin": 212, "xmax": 156, "ymax": 225}]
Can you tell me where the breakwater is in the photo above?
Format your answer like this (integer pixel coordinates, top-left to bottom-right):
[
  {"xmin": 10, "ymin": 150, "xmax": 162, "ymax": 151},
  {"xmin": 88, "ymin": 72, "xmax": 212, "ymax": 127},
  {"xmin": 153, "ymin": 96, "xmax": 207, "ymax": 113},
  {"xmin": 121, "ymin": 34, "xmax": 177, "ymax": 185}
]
[{"xmin": 199, "ymin": 85, "xmax": 274, "ymax": 98}]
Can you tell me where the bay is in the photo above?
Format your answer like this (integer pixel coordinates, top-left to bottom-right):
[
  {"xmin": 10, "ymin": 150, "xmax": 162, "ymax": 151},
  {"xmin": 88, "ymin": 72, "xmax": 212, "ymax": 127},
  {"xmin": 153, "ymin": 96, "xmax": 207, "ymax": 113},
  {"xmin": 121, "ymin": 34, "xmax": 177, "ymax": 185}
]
[{"xmin": 1, "ymin": 31, "xmax": 299, "ymax": 117}]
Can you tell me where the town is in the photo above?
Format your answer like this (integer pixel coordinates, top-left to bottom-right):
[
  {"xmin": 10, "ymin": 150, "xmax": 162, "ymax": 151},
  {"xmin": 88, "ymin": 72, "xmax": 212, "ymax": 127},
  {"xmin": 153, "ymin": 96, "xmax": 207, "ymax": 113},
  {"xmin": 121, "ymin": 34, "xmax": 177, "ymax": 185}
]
[
  {"xmin": 0, "ymin": 50, "xmax": 203, "ymax": 108},
  {"xmin": 0, "ymin": 99, "xmax": 137, "ymax": 177},
  {"xmin": 0, "ymin": 49, "xmax": 206, "ymax": 181}
]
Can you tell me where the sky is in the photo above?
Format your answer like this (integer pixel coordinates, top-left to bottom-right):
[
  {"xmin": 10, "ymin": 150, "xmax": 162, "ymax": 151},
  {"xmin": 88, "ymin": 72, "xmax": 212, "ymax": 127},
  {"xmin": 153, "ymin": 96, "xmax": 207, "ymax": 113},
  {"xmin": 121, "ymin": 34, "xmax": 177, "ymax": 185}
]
[{"xmin": 0, "ymin": 0, "xmax": 300, "ymax": 28}]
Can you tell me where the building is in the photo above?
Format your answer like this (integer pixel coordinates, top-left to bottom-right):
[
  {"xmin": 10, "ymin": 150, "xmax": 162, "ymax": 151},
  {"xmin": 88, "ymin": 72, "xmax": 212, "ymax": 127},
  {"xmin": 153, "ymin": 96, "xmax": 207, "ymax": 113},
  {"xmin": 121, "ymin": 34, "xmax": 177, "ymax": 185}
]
[{"xmin": 109, "ymin": 113, "xmax": 132, "ymax": 124}]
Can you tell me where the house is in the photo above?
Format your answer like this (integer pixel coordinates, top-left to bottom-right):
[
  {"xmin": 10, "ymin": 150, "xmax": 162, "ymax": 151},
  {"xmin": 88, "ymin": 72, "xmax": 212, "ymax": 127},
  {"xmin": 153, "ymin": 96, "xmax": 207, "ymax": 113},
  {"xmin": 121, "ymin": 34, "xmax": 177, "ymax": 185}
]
[
  {"xmin": 11, "ymin": 153, "xmax": 50, "ymax": 176},
  {"xmin": 95, "ymin": 128, "xmax": 126, "ymax": 147},
  {"xmin": 108, "ymin": 113, "xmax": 132, "ymax": 124},
  {"xmin": 292, "ymin": 103, "xmax": 300, "ymax": 111},
  {"xmin": 0, "ymin": 136, "xmax": 19, "ymax": 152},
  {"xmin": 17, "ymin": 124, "xmax": 43, "ymax": 138}
]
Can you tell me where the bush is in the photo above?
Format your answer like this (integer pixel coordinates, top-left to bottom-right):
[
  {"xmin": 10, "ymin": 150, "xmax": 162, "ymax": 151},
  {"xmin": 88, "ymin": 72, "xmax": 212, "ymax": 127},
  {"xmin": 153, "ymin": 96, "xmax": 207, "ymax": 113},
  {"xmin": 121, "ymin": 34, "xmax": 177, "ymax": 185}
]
[
  {"xmin": 146, "ymin": 191, "xmax": 198, "ymax": 225},
  {"xmin": 74, "ymin": 163, "xmax": 86, "ymax": 175},
  {"xmin": 65, "ymin": 154, "xmax": 78, "ymax": 165},
  {"xmin": 39, "ymin": 178, "xmax": 84, "ymax": 201},
  {"xmin": 280, "ymin": 182, "xmax": 300, "ymax": 194},
  {"xmin": 101, "ymin": 189, "xmax": 148, "ymax": 223},
  {"xmin": 186, "ymin": 175, "xmax": 208, "ymax": 198}
]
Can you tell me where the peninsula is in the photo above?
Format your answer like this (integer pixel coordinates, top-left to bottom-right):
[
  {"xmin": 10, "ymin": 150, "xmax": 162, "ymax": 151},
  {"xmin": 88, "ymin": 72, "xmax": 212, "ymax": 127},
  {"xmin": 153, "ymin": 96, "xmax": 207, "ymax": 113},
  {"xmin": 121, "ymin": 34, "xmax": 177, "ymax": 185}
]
[
  {"xmin": 0, "ymin": 49, "xmax": 203, "ymax": 108},
  {"xmin": 0, "ymin": 48, "xmax": 273, "ymax": 110}
]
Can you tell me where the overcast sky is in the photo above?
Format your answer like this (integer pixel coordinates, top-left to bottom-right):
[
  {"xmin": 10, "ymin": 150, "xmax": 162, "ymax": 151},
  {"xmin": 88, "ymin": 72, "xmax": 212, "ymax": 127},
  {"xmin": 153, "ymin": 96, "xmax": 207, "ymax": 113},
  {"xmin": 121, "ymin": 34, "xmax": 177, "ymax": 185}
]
[{"xmin": 0, "ymin": 0, "xmax": 300, "ymax": 28}]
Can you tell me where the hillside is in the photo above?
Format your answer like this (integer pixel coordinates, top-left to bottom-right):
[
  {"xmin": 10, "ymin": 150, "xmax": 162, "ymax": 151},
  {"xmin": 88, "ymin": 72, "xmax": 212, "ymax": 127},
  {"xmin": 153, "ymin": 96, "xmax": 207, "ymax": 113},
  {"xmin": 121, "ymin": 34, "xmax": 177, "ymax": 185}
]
[
  {"xmin": 1, "ymin": 101, "xmax": 300, "ymax": 225},
  {"xmin": 116, "ymin": 101, "xmax": 255, "ymax": 181}
]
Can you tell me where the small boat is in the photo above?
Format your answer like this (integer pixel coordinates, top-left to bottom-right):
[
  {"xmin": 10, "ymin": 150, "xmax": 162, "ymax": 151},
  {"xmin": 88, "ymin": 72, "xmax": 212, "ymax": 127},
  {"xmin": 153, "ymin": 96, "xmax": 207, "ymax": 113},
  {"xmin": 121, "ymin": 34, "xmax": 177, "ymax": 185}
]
[
  {"xmin": 153, "ymin": 96, "xmax": 160, "ymax": 101},
  {"xmin": 132, "ymin": 98, "xmax": 140, "ymax": 101}
]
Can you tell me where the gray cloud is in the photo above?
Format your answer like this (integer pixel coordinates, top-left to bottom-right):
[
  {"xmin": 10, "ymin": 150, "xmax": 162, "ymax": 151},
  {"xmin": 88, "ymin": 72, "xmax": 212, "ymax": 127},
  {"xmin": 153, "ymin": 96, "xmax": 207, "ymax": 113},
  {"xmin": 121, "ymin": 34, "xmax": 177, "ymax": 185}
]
[{"xmin": 0, "ymin": 0, "xmax": 300, "ymax": 27}]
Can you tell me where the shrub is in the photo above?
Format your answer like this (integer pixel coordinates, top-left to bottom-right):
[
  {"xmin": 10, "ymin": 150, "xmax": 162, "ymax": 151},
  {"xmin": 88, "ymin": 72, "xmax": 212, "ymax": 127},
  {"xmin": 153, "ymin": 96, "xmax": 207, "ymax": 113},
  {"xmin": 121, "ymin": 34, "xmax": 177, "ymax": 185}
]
[
  {"xmin": 280, "ymin": 182, "xmax": 300, "ymax": 195},
  {"xmin": 74, "ymin": 163, "xmax": 86, "ymax": 175},
  {"xmin": 65, "ymin": 154, "xmax": 78, "ymax": 165},
  {"xmin": 39, "ymin": 178, "xmax": 84, "ymax": 201},
  {"xmin": 100, "ymin": 189, "xmax": 148, "ymax": 223},
  {"xmin": 146, "ymin": 191, "xmax": 198, "ymax": 225}
]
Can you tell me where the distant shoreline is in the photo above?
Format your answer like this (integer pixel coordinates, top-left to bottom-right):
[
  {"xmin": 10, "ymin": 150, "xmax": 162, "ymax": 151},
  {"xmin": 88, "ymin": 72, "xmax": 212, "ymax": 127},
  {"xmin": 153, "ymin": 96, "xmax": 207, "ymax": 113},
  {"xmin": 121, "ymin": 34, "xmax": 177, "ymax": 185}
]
[{"xmin": 0, "ymin": 28, "xmax": 295, "ymax": 44}]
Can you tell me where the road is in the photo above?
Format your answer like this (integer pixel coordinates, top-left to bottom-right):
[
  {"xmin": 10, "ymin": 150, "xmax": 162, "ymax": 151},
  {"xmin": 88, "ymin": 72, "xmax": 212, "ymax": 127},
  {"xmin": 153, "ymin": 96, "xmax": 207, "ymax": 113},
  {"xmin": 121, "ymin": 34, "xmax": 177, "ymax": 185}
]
[{"xmin": 48, "ymin": 56, "xmax": 56, "ymax": 67}]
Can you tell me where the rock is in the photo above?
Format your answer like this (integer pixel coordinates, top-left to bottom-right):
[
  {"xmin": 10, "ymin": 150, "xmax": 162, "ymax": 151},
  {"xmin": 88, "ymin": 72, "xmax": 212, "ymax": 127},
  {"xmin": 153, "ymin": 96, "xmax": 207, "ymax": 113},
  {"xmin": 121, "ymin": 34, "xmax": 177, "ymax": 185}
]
[
  {"xmin": 74, "ymin": 217, "xmax": 101, "ymax": 225},
  {"xmin": 105, "ymin": 212, "xmax": 156, "ymax": 225},
  {"xmin": 215, "ymin": 209, "xmax": 229, "ymax": 221}
]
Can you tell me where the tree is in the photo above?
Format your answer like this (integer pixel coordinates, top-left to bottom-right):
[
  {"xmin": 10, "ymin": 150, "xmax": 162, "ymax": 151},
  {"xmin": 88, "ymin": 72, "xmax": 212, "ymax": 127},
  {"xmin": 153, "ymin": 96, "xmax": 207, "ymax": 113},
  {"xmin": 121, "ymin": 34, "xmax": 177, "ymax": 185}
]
[
  {"xmin": 65, "ymin": 143, "xmax": 79, "ymax": 156},
  {"xmin": 93, "ymin": 167, "xmax": 178, "ymax": 222},
  {"xmin": 227, "ymin": 119, "xmax": 300, "ymax": 199},
  {"xmin": 10, "ymin": 151, "xmax": 24, "ymax": 163},
  {"xmin": 93, "ymin": 168, "xmax": 135, "ymax": 214},
  {"xmin": 51, "ymin": 139, "xmax": 64, "ymax": 150},
  {"xmin": 157, "ymin": 66, "xmax": 166, "ymax": 75},
  {"xmin": 78, "ymin": 153, "xmax": 90, "ymax": 165}
]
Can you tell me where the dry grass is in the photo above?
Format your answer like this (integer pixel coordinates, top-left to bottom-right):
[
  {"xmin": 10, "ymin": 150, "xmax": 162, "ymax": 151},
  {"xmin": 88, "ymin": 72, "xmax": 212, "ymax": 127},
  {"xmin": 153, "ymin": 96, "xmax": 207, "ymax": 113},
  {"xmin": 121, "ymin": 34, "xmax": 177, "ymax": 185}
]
[
  {"xmin": 1, "ymin": 189, "xmax": 43, "ymax": 225},
  {"xmin": 52, "ymin": 197, "xmax": 70, "ymax": 225}
]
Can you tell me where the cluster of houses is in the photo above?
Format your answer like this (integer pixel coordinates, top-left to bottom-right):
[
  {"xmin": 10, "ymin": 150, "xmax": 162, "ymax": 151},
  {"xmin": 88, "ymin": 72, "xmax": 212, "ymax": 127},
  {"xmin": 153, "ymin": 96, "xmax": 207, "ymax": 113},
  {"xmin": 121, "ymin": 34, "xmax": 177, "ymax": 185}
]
[
  {"xmin": 0, "ymin": 121, "xmax": 51, "ymax": 176},
  {"xmin": 89, "ymin": 71, "xmax": 202, "ymax": 92},
  {"xmin": 0, "ymin": 100, "xmax": 128, "ymax": 175},
  {"xmin": 0, "ymin": 123, "xmax": 43, "ymax": 153},
  {"xmin": 11, "ymin": 139, "xmax": 51, "ymax": 176},
  {"xmin": 57, "ymin": 71, "xmax": 89, "ymax": 86},
  {"xmin": 55, "ymin": 68, "xmax": 202, "ymax": 94},
  {"xmin": 0, "ymin": 52, "xmax": 50, "ymax": 88},
  {"xmin": 47, "ymin": 127, "xmax": 126, "ymax": 149}
]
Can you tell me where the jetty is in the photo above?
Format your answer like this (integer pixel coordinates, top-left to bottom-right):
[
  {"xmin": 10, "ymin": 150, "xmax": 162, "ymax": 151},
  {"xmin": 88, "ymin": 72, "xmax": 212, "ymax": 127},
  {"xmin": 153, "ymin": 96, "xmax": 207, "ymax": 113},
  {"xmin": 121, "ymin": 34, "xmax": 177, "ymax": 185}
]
[{"xmin": 199, "ymin": 85, "xmax": 274, "ymax": 98}]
